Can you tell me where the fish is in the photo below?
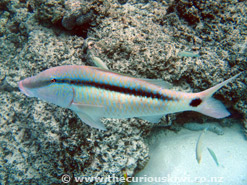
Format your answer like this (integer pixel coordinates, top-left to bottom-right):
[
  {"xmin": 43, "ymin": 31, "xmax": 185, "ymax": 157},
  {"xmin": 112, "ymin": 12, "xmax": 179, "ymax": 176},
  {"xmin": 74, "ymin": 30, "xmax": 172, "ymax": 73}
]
[
  {"xmin": 178, "ymin": 51, "xmax": 200, "ymax": 57},
  {"xmin": 84, "ymin": 38, "xmax": 109, "ymax": 70},
  {"xmin": 89, "ymin": 55, "xmax": 109, "ymax": 70},
  {"xmin": 18, "ymin": 65, "xmax": 241, "ymax": 130},
  {"xmin": 196, "ymin": 128, "xmax": 208, "ymax": 164},
  {"xmin": 207, "ymin": 147, "xmax": 219, "ymax": 166},
  {"xmin": 123, "ymin": 169, "xmax": 129, "ymax": 185}
]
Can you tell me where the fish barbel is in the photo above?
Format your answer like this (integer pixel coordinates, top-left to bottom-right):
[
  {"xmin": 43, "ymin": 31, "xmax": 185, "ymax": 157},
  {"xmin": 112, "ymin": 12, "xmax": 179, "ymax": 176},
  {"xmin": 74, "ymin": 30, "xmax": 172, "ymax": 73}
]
[{"xmin": 18, "ymin": 65, "xmax": 241, "ymax": 130}]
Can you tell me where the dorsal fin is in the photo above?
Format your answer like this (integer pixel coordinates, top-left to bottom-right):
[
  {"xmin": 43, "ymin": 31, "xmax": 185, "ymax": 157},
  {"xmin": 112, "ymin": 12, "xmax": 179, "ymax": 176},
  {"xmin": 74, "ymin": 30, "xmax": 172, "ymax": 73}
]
[
  {"xmin": 92, "ymin": 67, "xmax": 172, "ymax": 89},
  {"xmin": 139, "ymin": 78, "xmax": 172, "ymax": 89}
]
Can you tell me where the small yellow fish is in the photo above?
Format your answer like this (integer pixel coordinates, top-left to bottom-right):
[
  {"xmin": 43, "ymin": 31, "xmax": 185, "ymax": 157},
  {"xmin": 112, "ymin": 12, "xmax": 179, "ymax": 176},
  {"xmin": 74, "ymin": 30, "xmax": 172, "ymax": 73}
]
[
  {"xmin": 89, "ymin": 55, "xmax": 109, "ymax": 70},
  {"xmin": 178, "ymin": 51, "xmax": 200, "ymax": 57},
  {"xmin": 207, "ymin": 147, "xmax": 219, "ymax": 166},
  {"xmin": 84, "ymin": 38, "xmax": 109, "ymax": 70},
  {"xmin": 123, "ymin": 169, "xmax": 129, "ymax": 185}
]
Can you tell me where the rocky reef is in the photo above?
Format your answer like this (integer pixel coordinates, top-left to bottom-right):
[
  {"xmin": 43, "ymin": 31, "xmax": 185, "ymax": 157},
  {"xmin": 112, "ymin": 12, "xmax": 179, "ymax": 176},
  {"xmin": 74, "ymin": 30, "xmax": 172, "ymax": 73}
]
[
  {"xmin": 183, "ymin": 122, "xmax": 224, "ymax": 135},
  {"xmin": 0, "ymin": 0, "xmax": 246, "ymax": 184}
]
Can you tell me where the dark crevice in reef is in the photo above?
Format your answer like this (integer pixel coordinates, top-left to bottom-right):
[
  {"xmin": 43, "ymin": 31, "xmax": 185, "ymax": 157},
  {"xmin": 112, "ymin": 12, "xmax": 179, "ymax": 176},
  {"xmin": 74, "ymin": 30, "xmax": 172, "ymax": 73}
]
[
  {"xmin": 167, "ymin": 0, "xmax": 229, "ymax": 26},
  {"xmin": 36, "ymin": 16, "xmax": 92, "ymax": 38},
  {"xmin": 62, "ymin": 22, "xmax": 91, "ymax": 38},
  {"xmin": 0, "ymin": 77, "xmax": 18, "ymax": 92}
]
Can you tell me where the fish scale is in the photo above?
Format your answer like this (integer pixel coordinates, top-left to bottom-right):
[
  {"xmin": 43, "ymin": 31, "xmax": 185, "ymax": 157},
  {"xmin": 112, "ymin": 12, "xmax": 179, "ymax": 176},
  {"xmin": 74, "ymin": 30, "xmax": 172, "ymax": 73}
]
[{"xmin": 18, "ymin": 65, "xmax": 241, "ymax": 130}]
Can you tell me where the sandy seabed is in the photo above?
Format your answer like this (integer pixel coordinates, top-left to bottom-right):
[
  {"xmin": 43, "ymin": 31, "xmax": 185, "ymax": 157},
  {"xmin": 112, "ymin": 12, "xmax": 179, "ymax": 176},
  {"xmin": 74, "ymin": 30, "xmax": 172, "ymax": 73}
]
[{"xmin": 134, "ymin": 124, "xmax": 247, "ymax": 185}]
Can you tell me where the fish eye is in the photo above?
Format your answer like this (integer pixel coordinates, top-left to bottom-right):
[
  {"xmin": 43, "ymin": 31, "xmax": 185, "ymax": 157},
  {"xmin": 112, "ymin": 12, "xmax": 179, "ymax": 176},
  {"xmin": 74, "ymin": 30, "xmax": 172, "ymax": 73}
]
[{"xmin": 51, "ymin": 79, "xmax": 56, "ymax": 83}]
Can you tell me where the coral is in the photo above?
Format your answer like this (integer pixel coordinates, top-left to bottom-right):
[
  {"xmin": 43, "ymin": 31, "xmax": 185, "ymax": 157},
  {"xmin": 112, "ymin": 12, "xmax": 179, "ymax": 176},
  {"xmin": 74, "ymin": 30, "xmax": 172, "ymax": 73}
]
[
  {"xmin": 29, "ymin": 0, "xmax": 109, "ymax": 36},
  {"xmin": 61, "ymin": 0, "xmax": 94, "ymax": 30},
  {"xmin": 0, "ymin": 11, "xmax": 10, "ymax": 36},
  {"xmin": 0, "ymin": 17, "xmax": 150, "ymax": 185},
  {"xmin": 172, "ymin": 0, "xmax": 201, "ymax": 25},
  {"xmin": 29, "ymin": 0, "xmax": 65, "ymax": 24},
  {"xmin": 0, "ymin": 77, "xmax": 17, "ymax": 92}
]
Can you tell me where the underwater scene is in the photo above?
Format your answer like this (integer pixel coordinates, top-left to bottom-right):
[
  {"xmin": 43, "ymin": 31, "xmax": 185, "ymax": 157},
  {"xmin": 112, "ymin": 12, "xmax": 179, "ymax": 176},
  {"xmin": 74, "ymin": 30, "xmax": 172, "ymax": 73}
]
[{"xmin": 0, "ymin": 0, "xmax": 246, "ymax": 184}]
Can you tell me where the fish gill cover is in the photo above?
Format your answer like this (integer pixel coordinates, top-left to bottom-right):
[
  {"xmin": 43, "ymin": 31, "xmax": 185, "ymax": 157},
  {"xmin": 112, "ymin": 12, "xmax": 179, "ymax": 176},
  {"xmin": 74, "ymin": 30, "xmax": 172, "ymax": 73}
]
[{"xmin": 0, "ymin": 0, "xmax": 246, "ymax": 184}]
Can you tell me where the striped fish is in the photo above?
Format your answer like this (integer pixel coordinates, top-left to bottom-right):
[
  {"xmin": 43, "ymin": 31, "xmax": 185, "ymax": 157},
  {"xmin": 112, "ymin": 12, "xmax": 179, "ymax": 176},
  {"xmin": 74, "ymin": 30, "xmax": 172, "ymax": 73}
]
[{"xmin": 18, "ymin": 65, "xmax": 241, "ymax": 130}]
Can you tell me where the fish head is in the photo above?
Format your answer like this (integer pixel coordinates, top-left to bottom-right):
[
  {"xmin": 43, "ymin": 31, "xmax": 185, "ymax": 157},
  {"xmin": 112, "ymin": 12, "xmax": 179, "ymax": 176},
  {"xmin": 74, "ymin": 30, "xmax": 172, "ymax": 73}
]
[{"xmin": 18, "ymin": 67, "xmax": 74, "ymax": 108}]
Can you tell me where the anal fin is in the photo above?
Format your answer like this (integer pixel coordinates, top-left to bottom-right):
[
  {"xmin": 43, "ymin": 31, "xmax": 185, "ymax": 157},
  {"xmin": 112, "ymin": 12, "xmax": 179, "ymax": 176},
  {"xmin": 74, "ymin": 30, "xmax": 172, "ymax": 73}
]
[
  {"xmin": 76, "ymin": 111, "xmax": 106, "ymax": 130},
  {"xmin": 71, "ymin": 102, "xmax": 106, "ymax": 130}
]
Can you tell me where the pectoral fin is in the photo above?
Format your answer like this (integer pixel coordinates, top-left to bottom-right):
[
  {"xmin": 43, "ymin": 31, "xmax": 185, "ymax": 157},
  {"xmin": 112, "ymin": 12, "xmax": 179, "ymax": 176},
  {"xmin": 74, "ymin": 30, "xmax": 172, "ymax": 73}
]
[{"xmin": 71, "ymin": 102, "xmax": 106, "ymax": 130}]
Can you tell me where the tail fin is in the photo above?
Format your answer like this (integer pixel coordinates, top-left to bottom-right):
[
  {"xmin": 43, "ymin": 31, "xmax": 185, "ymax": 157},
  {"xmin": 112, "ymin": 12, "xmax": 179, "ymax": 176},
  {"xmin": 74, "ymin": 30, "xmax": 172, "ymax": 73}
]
[
  {"xmin": 196, "ymin": 97, "xmax": 230, "ymax": 118},
  {"xmin": 194, "ymin": 73, "xmax": 242, "ymax": 119}
]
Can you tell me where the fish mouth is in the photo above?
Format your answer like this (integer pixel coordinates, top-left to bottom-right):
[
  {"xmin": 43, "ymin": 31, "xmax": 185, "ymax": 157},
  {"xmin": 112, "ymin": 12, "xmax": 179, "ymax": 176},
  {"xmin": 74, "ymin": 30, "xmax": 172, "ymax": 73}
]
[{"xmin": 18, "ymin": 80, "xmax": 33, "ymax": 97}]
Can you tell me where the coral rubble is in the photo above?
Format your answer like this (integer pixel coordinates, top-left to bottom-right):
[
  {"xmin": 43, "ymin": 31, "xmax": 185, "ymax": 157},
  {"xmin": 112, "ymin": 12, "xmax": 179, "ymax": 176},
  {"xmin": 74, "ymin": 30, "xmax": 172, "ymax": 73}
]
[{"xmin": 0, "ymin": 0, "xmax": 246, "ymax": 184}]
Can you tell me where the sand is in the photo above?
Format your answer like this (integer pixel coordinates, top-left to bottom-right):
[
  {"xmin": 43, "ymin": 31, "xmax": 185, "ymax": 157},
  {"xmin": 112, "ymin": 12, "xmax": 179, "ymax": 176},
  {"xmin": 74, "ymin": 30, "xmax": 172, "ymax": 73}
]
[{"xmin": 133, "ymin": 124, "xmax": 247, "ymax": 185}]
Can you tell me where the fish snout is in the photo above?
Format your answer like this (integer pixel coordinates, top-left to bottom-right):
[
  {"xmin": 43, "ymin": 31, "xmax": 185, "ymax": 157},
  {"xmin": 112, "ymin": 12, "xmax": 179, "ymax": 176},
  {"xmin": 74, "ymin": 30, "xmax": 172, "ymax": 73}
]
[{"xmin": 18, "ymin": 80, "xmax": 34, "ymax": 97}]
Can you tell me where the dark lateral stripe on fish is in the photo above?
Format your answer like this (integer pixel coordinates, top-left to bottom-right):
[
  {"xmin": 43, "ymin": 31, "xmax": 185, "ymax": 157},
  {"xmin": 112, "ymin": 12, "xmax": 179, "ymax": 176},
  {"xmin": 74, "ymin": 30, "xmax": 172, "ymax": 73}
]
[{"xmin": 55, "ymin": 78, "xmax": 175, "ymax": 101}]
